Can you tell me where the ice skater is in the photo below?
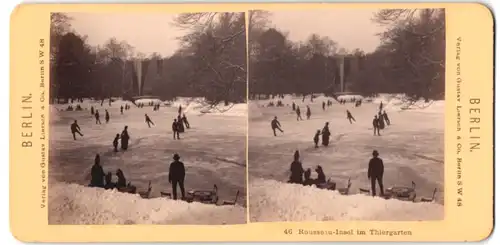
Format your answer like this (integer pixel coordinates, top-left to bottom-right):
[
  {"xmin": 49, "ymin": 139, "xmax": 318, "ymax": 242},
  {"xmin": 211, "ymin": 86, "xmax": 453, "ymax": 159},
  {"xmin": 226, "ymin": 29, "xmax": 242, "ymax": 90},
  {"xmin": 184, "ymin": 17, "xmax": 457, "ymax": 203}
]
[
  {"xmin": 172, "ymin": 119, "xmax": 180, "ymax": 140},
  {"xmin": 368, "ymin": 150, "xmax": 385, "ymax": 197},
  {"xmin": 113, "ymin": 134, "xmax": 120, "ymax": 152},
  {"xmin": 120, "ymin": 105, "xmax": 124, "ymax": 114},
  {"xmin": 105, "ymin": 109, "xmax": 110, "ymax": 123},
  {"xmin": 313, "ymin": 129, "xmax": 321, "ymax": 148},
  {"xmin": 296, "ymin": 106, "xmax": 303, "ymax": 121},
  {"xmin": 145, "ymin": 114, "xmax": 155, "ymax": 128},
  {"xmin": 70, "ymin": 120, "xmax": 83, "ymax": 140},
  {"xmin": 321, "ymin": 122, "xmax": 331, "ymax": 146},
  {"xmin": 95, "ymin": 110, "xmax": 102, "ymax": 124},
  {"xmin": 90, "ymin": 106, "xmax": 95, "ymax": 115},
  {"xmin": 306, "ymin": 105, "xmax": 311, "ymax": 120},
  {"xmin": 346, "ymin": 110, "xmax": 356, "ymax": 124},
  {"xmin": 169, "ymin": 153, "xmax": 186, "ymax": 200},
  {"xmin": 182, "ymin": 114, "xmax": 190, "ymax": 129},
  {"xmin": 271, "ymin": 116, "xmax": 284, "ymax": 136},
  {"xmin": 382, "ymin": 110, "xmax": 390, "ymax": 125},
  {"xmin": 322, "ymin": 101, "xmax": 326, "ymax": 111},
  {"xmin": 120, "ymin": 126, "xmax": 130, "ymax": 150},
  {"xmin": 373, "ymin": 115, "xmax": 381, "ymax": 136}
]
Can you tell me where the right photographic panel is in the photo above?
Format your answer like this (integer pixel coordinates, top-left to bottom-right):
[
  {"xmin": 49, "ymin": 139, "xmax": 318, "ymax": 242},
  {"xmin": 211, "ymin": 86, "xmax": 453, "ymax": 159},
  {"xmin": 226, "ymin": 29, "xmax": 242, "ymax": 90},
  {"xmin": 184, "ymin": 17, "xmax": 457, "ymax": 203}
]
[{"xmin": 248, "ymin": 9, "xmax": 445, "ymax": 222}]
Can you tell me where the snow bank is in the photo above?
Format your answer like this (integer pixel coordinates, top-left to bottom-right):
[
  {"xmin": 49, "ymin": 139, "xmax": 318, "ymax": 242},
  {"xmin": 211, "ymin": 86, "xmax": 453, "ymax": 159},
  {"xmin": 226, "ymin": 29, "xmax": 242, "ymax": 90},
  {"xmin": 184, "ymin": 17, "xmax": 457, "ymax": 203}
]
[
  {"xmin": 49, "ymin": 182, "xmax": 246, "ymax": 225},
  {"xmin": 134, "ymin": 98, "xmax": 163, "ymax": 105},
  {"xmin": 249, "ymin": 179, "xmax": 443, "ymax": 222}
]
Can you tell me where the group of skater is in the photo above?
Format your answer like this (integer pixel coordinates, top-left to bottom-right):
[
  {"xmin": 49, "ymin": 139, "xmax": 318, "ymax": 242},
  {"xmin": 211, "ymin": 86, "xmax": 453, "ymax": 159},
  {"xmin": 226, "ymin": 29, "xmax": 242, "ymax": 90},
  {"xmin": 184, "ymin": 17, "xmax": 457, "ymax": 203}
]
[
  {"xmin": 288, "ymin": 149, "xmax": 386, "ymax": 197},
  {"xmin": 89, "ymin": 152, "xmax": 188, "ymax": 200},
  {"xmin": 69, "ymin": 101, "xmax": 193, "ymax": 144},
  {"xmin": 265, "ymin": 95, "xmax": 392, "ymax": 197}
]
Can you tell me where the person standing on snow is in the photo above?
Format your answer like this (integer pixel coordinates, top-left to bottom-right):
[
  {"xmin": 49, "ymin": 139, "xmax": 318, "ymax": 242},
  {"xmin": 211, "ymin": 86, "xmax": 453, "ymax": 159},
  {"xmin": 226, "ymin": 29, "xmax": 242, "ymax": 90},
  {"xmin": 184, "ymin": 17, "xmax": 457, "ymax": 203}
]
[
  {"xmin": 90, "ymin": 154, "xmax": 105, "ymax": 188},
  {"xmin": 169, "ymin": 153, "xmax": 186, "ymax": 200},
  {"xmin": 289, "ymin": 150, "xmax": 304, "ymax": 184},
  {"xmin": 368, "ymin": 150, "xmax": 385, "ymax": 197}
]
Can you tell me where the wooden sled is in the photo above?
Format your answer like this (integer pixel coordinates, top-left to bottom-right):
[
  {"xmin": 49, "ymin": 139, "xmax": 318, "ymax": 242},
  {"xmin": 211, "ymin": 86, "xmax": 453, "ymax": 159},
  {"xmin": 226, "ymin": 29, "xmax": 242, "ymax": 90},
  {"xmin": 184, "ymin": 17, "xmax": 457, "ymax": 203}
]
[
  {"xmin": 337, "ymin": 178, "xmax": 352, "ymax": 195},
  {"xmin": 160, "ymin": 185, "xmax": 218, "ymax": 204},
  {"xmin": 160, "ymin": 185, "xmax": 240, "ymax": 206},
  {"xmin": 420, "ymin": 188, "xmax": 438, "ymax": 202},
  {"xmin": 116, "ymin": 181, "xmax": 152, "ymax": 199},
  {"xmin": 316, "ymin": 177, "xmax": 352, "ymax": 195},
  {"xmin": 359, "ymin": 181, "xmax": 417, "ymax": 202}
]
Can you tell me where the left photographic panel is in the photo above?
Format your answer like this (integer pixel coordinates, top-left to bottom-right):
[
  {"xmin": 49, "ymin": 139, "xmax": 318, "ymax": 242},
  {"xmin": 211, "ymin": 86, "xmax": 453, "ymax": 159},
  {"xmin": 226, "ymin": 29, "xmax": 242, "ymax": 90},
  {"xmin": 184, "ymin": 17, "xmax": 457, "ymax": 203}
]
[{"xmin": 48, "ymin": 12, "xmax": 248, "ymax": 225}]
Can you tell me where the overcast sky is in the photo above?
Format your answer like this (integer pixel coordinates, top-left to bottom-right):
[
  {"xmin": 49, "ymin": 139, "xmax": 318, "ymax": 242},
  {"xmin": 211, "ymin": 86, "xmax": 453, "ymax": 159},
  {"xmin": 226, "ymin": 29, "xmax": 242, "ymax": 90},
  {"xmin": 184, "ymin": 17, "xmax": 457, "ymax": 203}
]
[
  {"xmin": 67, "ymin": 13, "xmax": 185, "ymax": 57},
  {"xmin": 67, "ymin": 9, "xmax": 386, "ymax": 57},
  {"xmin": 267, "ymin": 9, "xmax": 387, "ymax": 53}
]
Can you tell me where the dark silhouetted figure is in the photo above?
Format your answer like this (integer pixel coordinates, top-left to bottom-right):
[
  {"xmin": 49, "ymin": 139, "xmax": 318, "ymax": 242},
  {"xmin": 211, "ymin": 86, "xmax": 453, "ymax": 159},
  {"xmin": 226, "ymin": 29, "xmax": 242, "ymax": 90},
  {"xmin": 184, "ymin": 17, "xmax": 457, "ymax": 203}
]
[
  {"xmin": 289, "ymin": 150, "xmax": 304, "ymax": 184},
  {"xmin": 296, "ymin": 106, "xmax": 303, "ymax": 121},
  {"xmin": 379, "ymin": 101, "xmax": 383, "ymax": 112},
  {"xmin": 177, "ymin": 115, "xmax": 185, "ymax": 132},
  {"xmin": 368, "ymin": 150, "xmax": 384, "ymax": 197},
  {"xmin": 116, "ymin": 169, "xmax": 127, "ymax": 189},
  {"xmin": 104, "ymin": 172, "xmax": 115, "ymax": 190},
  {"xmin": 172, "ymin": 119, "xmax": 180, "ymax": 140},
  {"xmin": 306, "ymin": 106, "xmax": 311, "ymax": 120},
  {"xmin": 321, "ymin": 122, "xmax": 331, "ymax": 146},
  {"xmin": 303, "ymin": 168, "xmax": 314, "ymax": 186},
  {"xmin": 373, "ymin": 116, "xmax": 380, "ymax": 136},
  {"xmin": 178, "ymin": 105, "xmax": 182, "ymax": 115},
  {"xmin": 378, "ymin": 112, "xmax": 385, "ymax": 129},
  {"xmin": 182, "ymin": 114, "xmax": 190, "ymax": 129},
  {"xmin": 313, "ymin": 130, "xmax": 321, "ymax": 148},
  {"xmin": 105, "ymin": 110, "xmax": 110, "ymax": 123},
  {"xmin": 120, "ymin": 106, "xmax": 124, "ymax": 114},
  {"xmin": 113, "ymin": 134, "xmax": 120, "ymax": 152},
  {"xmin": 95, "ymin": 110, "xmax": 102, "ymax": 124},
  {"xmin": 145, "ymin": 114, "xmax": 155, "ymax": 128},
  {"xmin": 121, "ymin": 126, "xmax": 130, "ymax": 150},
  {"xmin": 322, "ymin": 101, "xmax": 326, "ymax": 111},
  {"xmin": 90, "ymin": 106, "xmax": 95, "ymax": 115},
  {"xmin": 346, "ymin": 110, "xmax": 356, "ymax": 124},
  {"xmin": 382, "ymin": 110, "xmax": 390, "ymax": 125},
  {"xmin": 292, "ymin": 102, "xmax": 296, "ymax": 111},
  {"xmin": 90, "ymin": 154, "xmax": 105, "ymax": 188},
  {"xmin": 271, "ymin": 116, "xmax": 283, "ymax": 136},
  {"xmin": 315, "ymin": 165, "xmax": 326, "ymax": 185},
  {"xmin": 70, "ymin": 120, "xmax": 83, "ymax": 140},
  {"xmin": 169, "ymin": 154, "xmax": 186, "ymax": 200}
]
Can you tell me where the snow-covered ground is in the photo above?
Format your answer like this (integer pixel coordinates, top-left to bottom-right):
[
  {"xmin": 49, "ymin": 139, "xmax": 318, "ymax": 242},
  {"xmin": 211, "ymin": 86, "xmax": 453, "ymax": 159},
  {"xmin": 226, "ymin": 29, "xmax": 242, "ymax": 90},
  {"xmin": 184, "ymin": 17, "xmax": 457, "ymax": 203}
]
[
  {"xmin": 248, "ymin": 94, "xmax": 444, "ymax": 222},
  {"xmin": 49, "ymin": 98, "xmax": 247, "ymax": 225},
  {"xmin": 49, "ymin": 182, "xmax": 245, "ymax": 225}
]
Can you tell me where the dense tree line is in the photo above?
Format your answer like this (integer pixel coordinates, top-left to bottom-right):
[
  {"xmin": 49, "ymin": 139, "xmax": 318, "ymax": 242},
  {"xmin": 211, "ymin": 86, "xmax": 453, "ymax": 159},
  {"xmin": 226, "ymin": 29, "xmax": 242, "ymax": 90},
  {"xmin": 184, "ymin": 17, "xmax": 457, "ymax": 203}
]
[
  {"xmin": 249, "ymin": 9, "xmax": 445, "ymax": 101},
  {"xmin": 50, "ymin": 12, "xmax": 247, "ymax": 106}
]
